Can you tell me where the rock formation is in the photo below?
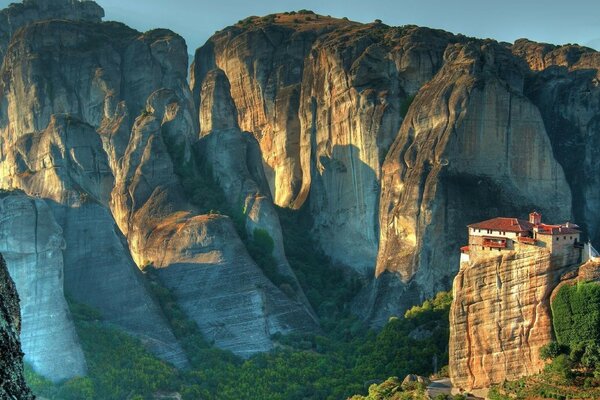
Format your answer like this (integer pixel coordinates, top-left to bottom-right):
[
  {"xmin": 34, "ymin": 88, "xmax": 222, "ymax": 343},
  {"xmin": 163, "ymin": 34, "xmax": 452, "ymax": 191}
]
[
  {"xmin": 0, "ymin": 0, "xmax": 317, "ymax": 369},
  {"xmin": 0, "ymin": 0, "xmax": 103, "ymax": 60},
  {"xmin": 193, "ymin": 15, "xmax": 457, "ymax": 272},
  {"xmin": 198, "ymin": 69, "xmax": 312, "ymax": 301},
  {"xmin": 369, "ymin": 41, "xmax": 572, "ymax": 325},
  {"xmin": 0, "ymin": 253, "xmax": 34, "ymax": 399},
  {"xmin": 449, "ymin": 247, "xmax": 578, "ymax": 390},
  {"xmin": 514, "ymin": 40, "xmax": 600, "ymax": 245},
  {"xmin": 0, "ymin": 192, "xmax": 87, "ymax": 381}
]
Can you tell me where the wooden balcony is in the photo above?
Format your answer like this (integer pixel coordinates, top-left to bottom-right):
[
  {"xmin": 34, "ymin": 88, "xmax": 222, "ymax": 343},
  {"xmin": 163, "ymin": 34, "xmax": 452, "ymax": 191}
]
[
  {"xmin": 482, "ymin": 237, "xmax": 507, "ymax": 248},
  {"xmin": 518, "ymin": 236, "xmax": 536, "ymax": 245}
]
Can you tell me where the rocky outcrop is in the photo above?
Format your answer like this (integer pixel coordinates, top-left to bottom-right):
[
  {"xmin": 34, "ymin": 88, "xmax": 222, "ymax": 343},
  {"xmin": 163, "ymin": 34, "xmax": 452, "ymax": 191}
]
[
  {"xmin": 111, "ymin": 81, "xmax": 317, "ymax": 356},
  {"xmin": 0, "ymin": 0, "xmax": 316, "ymax": 364},
  {"xmin": 193, "ymin": 16, "xmax": 592, "ymax": 325},
  {"xmin": 0, "ymin": 18, "xmax": 190, "ymax": 368},
  {"xmin": 0, "ymin": 0, "xmax": 103, "ymax": 60},
  {"xmin": 194, "ymin": 16, "xmax": 457, "ymax": 272},
  {"xmin": 0, "ymin": 192, "xmax": 87, "ymax": 382},
  {"xmin": 0, "ymin": 253, "xmax": 34, "ymax": 399},
  {"xmin": 449, "ymin": 248, "xmax": 578, "ymax": 390},
  {"xmin": 368, "ymin": 42, "xmax": 572, "ymax": 325}
]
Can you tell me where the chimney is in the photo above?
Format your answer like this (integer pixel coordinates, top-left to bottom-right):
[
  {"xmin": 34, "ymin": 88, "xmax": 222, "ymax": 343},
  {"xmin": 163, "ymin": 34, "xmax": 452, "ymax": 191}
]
[{"xmin": 529, "ymin": 211, "xmax": 541, "ymax": 225}]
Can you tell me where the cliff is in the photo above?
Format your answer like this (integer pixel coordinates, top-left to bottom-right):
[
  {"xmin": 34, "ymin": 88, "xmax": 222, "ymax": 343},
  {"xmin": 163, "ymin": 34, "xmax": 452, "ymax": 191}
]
[
  {"xmin": 0, "ymin": 253, "xmax": 34, "ymax": 399},
  {"xmin": 193, "ymin": 15, "xmax": 585, "ymax": 324},
  {"xmin": 0, "ymin": 0, "xmax": 317, "ymax": 374},
  {"xmin": 0, "ymin": 192, "xmax": 87, "ymax": 381},
  {"xmin": 193, "ymin": 14, "xmax": 458, "ymax": 272},
  {"xmin": 514, "ymin": 40, "xmax": 600, "ymax": 245},
  {"xmin": 369, "ymin": 41, "xmax": 572, "ymax": 325},
  {"xmin": 449, "ymin": 248, "xmax": 578, "ymax": 390}
]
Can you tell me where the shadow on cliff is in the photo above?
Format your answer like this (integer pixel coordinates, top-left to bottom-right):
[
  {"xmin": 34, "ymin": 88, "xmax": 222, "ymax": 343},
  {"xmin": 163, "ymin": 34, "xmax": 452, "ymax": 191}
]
[
  {"xmin": 308, "ymin": 143, "xmax": 380, "ymax": 272},
  {"xmin": 359, "ymin": 171, "xmax": 548, "ymax": 326},
  {"xmin": 524, "ymin": 66, "xmax": 600, "ymax": 246}
]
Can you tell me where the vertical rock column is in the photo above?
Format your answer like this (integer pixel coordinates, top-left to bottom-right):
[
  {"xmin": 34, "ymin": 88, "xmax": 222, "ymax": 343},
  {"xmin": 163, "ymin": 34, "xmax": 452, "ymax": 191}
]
[{"xmin": 0, "ymin": 194, "xmax": 86, "ymax": 382}]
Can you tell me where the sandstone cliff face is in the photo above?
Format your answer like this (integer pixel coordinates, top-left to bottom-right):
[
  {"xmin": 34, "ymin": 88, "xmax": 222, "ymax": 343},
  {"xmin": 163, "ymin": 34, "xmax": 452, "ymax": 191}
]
[
  {"xmin": 198, "ymin": 69, "xmax": 311, "ymax": 296},
  {"xmin": 449, "ymin": 248, "xmax": 577, "ymax": 390},
  {"xmin": 111, "ymin": 84, "xmax": 317, "ymax": 354},
  {"xmin": 0, "ymin": 1, "xmax": 317, "ymax": 367},
  {"xmin": 0, "ymin": 253, "xmax": 34, "ymax": 399},
  {"xmin": 368, "ymin": 42, "xmax": 572, "ymax": 325},
  {"xmin": 194, "ymin": 17, "xmax": 457, "ymax": 271},
  {"xmin": 0, "ymin": 17, "xmax": 190, "ymax": 370}
]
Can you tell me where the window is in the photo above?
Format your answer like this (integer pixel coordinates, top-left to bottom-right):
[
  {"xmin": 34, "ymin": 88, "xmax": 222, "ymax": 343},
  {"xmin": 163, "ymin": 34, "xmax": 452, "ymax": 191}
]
[
  {"xmin": 564, "ymin": 236, "xmax": 566, "ymax": 240},
  {"xmin": 556, "ymin": 237, "xmax": 559, "ymax": 241}
]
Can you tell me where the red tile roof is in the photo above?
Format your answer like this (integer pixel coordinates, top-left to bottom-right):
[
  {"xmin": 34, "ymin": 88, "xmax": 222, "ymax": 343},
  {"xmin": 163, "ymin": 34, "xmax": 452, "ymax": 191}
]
[
  {"xmin": 468, "ymin": 217, "xmax": 533, "ymax": 233},
  {"xmin": 535, "ymin": 224, "xmax": 581, "ymax": 235}
]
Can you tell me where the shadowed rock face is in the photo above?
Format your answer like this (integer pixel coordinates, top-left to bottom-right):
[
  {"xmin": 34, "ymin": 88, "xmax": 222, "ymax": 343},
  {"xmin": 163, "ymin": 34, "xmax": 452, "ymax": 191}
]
[
  {"xmin": 198, "ymin": 69, "xmax": 316, "ymax": 315},
  {"xmin": 369, "ymin": 42, "xmax": 572, "ymax": 325},
  {"xmin": 194, "ymin": 17, "xmax": 583, "ymax": 323},
  {"xmin": 0, "ymin": 193, "xmax": 87, "ymax": 382},
  {"xmin": 0, "ymin": 18, "xmax": 190, "ymax": 371},
  {"xmin": 0, "ymin": 253, "xmax": 35, "ymax": 399},
  {"xmin": 514, "ymin": 40, "xmax": 600, "ymax": 245}
]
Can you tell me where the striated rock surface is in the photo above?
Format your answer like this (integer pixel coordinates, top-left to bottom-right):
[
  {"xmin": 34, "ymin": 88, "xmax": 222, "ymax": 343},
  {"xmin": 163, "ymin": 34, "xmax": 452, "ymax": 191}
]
[
  {"xmin": 0, "ymin": 253, "xmax": 34, "ymax": 399},
  {"xmin": 198, "ymin": 68, "xmax": 312, "ymax": 299},
  {"xmin": 0, "ymin": 5, "xmax": 189, "ymax": 369},
  {"xmin": 112, "ymin": 83, "xmax": 318, "ymax": 356},
  {"xmin": 0, "ymin": 1, "xmax": 318, "ymax": 363},
  {"xmin": 0, "ymin": 0, "xmax": 103, "ymax": 60},
  {"xmin": 0, "ymin": 192, "xmax": 87, "ymax": 382},
  {"xmin": 449, "ymin": 248, "xmax": 578, "ymax": 390},
  {"xmin": 194, "ymin": 16, "xmax": 457, "ymax": 271},
  {"xmin": 369, "ymin": 41, "xmax": 572, "ymax": 325}
]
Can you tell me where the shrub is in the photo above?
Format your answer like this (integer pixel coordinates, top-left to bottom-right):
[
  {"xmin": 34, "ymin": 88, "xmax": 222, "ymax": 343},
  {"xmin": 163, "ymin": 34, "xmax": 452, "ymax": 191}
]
[
  {"xmin": 545, "ymin": 354, "xmax": 574, "ymax": 383},
  {"xmin": 551, "ymin": 282, "xmax": 600, "ymax": 348},
  {"xmin": 540, "ymin": 341, "xmax": 568, "ymax": 360}
]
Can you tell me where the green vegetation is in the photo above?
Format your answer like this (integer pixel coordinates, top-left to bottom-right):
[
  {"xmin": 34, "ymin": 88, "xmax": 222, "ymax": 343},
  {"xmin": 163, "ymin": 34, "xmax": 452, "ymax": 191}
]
[
  {"xmin": 245, "ymin": 228, "xmax": 296, "ymax": 290},
  {"xmin": 348, "ymin": 376, "xmax": 466, "ymax": 400},
  {"xmin": 552, "ymin": 281, "xmax": 600, "ymax": 347},
  {"xmin": 26, "ymin": 285, "xmax": 452, "ymax": 399}
]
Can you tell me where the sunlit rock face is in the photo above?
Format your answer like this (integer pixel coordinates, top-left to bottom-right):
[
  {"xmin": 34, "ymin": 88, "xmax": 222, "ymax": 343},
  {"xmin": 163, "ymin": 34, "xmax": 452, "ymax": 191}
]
[
  {"xmin": 449, "ymin": 248, "xmax": 576, "ymax": 390},
  {"xmin": 193, "ymin": 17, "xmax": 457, "ymax": 272},
  {"xmin": 0, "ymin": 193, "xmax": 87, "ymax": 382},
  {"xmin": 0, "ymin": 15, "xmax": 190, "ymax": 371},
  {"xmin": 0, "ymin": 252, "xmax": 34, "ymax": 399},
  {"xmin": 193, "ymin": 16, "xmax": 591, "ymax": 326},
  {"xmin": 112, "ymin": 84, "xmax": 318, "ymax": 357}
]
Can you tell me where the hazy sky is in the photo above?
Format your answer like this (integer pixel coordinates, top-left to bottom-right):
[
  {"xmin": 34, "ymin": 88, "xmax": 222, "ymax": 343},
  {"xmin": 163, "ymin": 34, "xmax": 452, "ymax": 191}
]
[{"xmin": 2, "ymin": 0, "xmax": 600, "ymax": 53}]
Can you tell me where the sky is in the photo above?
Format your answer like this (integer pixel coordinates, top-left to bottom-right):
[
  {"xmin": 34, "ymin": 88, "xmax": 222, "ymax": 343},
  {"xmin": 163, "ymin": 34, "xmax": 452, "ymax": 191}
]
[{"xmin": 1, "ymin": 0, "xmax": 600, "ymax": 53}]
